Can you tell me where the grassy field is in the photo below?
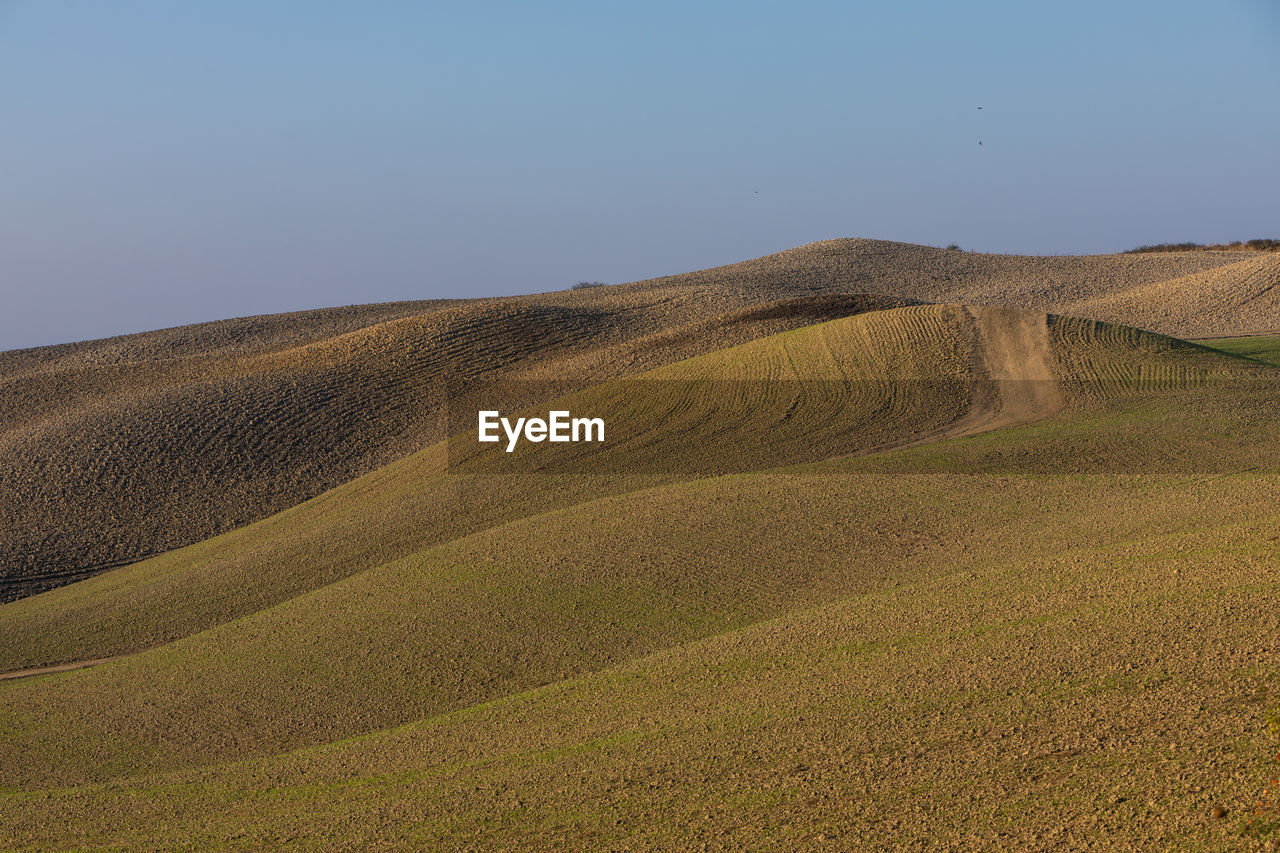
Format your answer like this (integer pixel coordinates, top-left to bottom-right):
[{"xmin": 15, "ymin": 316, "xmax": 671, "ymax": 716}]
[
  {"xmin": 4, "ymin": 301, "xmax": 1280, "ymax": 849},
  {"xmin": 1202, "ymin": 335, "xmax": 1280, "ymax": 368}
]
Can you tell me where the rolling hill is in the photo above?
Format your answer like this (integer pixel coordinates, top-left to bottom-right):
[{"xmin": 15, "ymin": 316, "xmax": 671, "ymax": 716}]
[
  {"xmin": 0, "ymin": 303, "xmax": 993, "ymax": 673},
  {"xmin": 3, "ymin": 239, "xmax": 1276, "ymax": 602},
  {"xmin": 0, "ymin": 288, "xmax": 905, "ymax": 601},
  {"xmin": 4, "ymin": 241, "xmax": 1280, "ymax": 849},
  {"xmin": 7, "ymin": 290, "xmax": 1280, "ymax": 845}
]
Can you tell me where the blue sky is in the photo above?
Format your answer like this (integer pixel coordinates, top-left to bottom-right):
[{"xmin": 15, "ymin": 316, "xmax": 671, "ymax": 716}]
[{"xmin": 1, "ymin": 1, "xmax": 1277, "ymax": 350}]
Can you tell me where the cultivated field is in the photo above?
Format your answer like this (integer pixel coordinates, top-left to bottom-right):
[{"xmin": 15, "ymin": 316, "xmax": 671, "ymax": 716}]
[
  {"xmin": 3, "ymin": 240, "xmax": 1275, "ymax": 600},
  {"xmin": 3, "ymin": 241, "xmax": 1280, "ymax": 849}
]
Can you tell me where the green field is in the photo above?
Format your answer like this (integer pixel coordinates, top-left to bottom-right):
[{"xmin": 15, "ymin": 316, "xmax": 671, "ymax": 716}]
[
  {"xmin": 4, "ymin": 304, "xmax": 1280, "ymax": 849},
  {"xmin": 1203, "ymin": 335, "xmax": 1280, "ymax": 368}
]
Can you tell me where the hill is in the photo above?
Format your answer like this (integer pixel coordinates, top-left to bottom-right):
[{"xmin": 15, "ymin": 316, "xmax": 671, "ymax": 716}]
[
  {"xmin": 1066, "ymin": 255, "xmax": 1280, "ymax": 339},
  {"xmin": 0, "ymin": 288, "xmax": 905, "ymax": 600},
  {"xmin": 0, "ymin": 304, "xmax": 1028, "ymax": 673},
  {"xmin": 4, "ymin": 303, "xmax": 1280, "ymax": 849},
  {"xmin": 4, "ymin": 239, "xmax": 1277, "ymax": 602}
]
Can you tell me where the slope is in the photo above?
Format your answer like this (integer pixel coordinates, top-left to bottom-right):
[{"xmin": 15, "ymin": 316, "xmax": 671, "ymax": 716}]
[
  {"xmin": 3, "ymin": 315, "xmax": 1280, "ymax": 849},
  {"xmin": 4, "ymin": 239, "xmax": 1271, "ymax": 601},
  {"xmin": 0, "ymin": 289, "xmax": 902, "ymax": 600},
  {"xmin": 0, "ymin": 303, "xmax": 978, "ymax": 672},
  {"xmin": 615, "ymin": 238, "xmax": 1265, "ymax": 335},
  {"xmin": 1064, "ymin": 255, "xmax": 1280, "ymax": 339},
  {"xmin": 7, "ymin": 474, "xmax": 1280, "ymax": 851},
  {"xmin": 1, "ymin": 307, "xmax": 1269, "ymax": 792},
  {"xmin": 1201, "ymin": 333, "xmax": 1280, "ymax": 367}
]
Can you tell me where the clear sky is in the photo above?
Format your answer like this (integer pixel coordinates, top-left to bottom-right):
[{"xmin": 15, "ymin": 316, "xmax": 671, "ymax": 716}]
[{"xmin": 1, "ymin": 1, "xmax": 1277, "ymax": 350}]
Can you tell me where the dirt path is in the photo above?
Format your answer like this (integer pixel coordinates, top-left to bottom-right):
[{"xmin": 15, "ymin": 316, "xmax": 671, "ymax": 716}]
[
  {"xmin": 846, "ymin": 305, "xmax": 1063, "ymax": 459},
  {"xmin": 964, "ymin": 305, "xmax": 1063, "ymax": 430},
  {"xmin": 0, "ymin": 656, "xmax": 123, "ymax": 682}
]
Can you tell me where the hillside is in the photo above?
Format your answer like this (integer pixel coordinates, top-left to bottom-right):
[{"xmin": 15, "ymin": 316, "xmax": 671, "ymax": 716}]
[
  {"xmin": 0, "ymin": 288, "xmax": 905, "ymax": 601},
  {"xmin": 4, "ymin": 239, "xmax": 1277, "ymax": 602},
  {"xmin": 4, "ymin": 301, "xmax": 1280, "ymax": 848},
  {"xmin": 1067, "ymin": 255, "xmax": 1280, "ymax": 339},
  {"xmin": 11, "ymin": 305, "xmax": 1223, "ymax": 680},
  {"xmin": 0, "ymin": 304, "xmax": 1023, "ymax": 673}
]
